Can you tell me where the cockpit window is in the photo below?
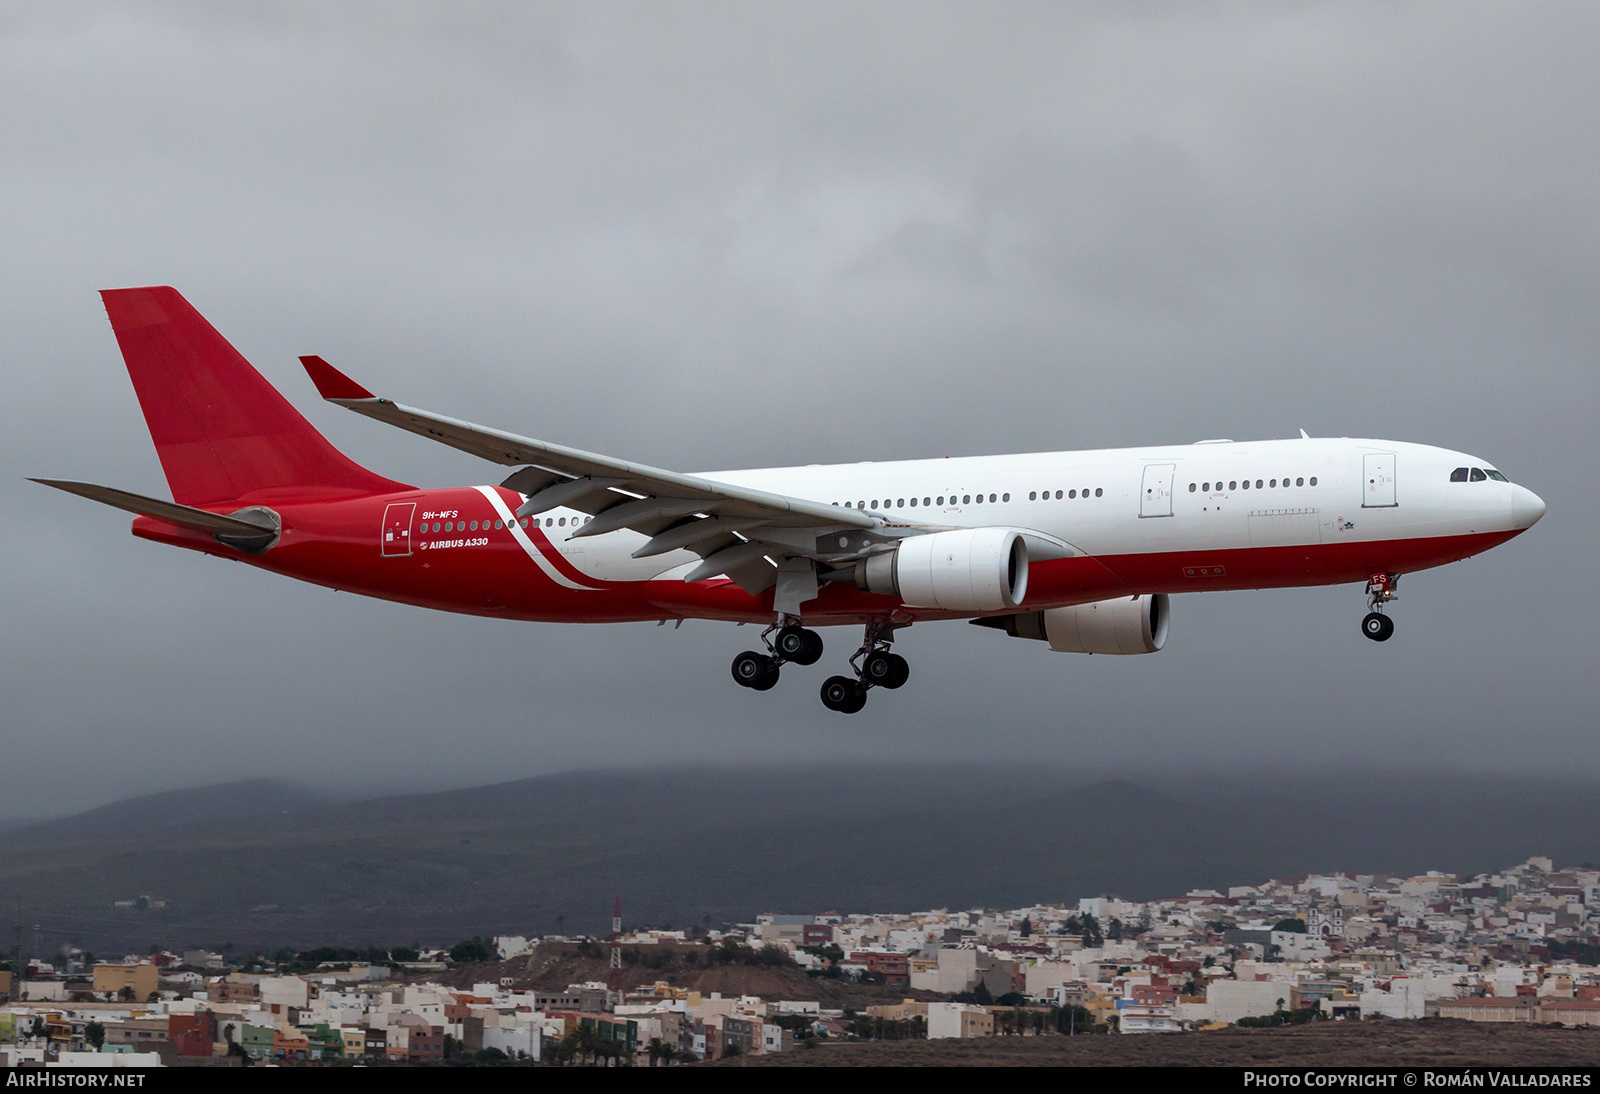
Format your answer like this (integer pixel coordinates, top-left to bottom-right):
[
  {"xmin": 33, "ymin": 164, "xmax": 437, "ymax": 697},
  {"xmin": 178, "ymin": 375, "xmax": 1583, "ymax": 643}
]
[
  {"xmin": 1470, "ymin": 468, "xmax": 1487, "ymax": 482},
  {"xmin": 1485, "ymin": 469, "xmax": 1508, "ymax": 482},
  {"xmin": 1450, "ymin": 467, "xmax": 1469, "ymax": 482}
]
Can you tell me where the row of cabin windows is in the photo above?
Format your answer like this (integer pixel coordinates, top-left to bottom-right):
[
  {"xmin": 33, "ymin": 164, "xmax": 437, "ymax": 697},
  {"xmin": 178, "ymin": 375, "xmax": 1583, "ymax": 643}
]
[
  {"xmin": 1033, "ymin": 488, "xmax": 1103, "ymax": 500},
  {"xmin": 424, "ymin": 515, "xmax": 593, "ymax": 533},
  {"xmin": 1188, "ymin": 476, "xmax": 1317, "ymax": 493},
  {"xmin": 1450, "ymin": 467, "xmax": 1507, "ymax": 482},
  {"xmin": 830, "ymin": 488, "xmax": 1102, "ymax": 511}
]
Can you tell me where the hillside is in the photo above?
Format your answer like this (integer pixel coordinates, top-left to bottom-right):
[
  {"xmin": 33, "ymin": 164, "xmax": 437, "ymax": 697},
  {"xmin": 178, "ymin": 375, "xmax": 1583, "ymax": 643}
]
[{"xmin": 1, "ymin": 766, "xmax": 1595, "ymax": 953}]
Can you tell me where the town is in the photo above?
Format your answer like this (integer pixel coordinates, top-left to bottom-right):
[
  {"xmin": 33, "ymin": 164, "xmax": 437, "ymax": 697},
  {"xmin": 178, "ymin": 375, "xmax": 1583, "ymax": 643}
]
[{"xmin": 2, "ymin": 855, "xmax": 1597, "ymax": 1066}]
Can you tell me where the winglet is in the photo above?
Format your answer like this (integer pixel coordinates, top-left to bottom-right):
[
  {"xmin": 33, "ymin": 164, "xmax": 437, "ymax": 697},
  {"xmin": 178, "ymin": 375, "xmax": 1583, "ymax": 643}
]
[{"xmin": 299, "ymin": 355, "xmax": 376, "ymax": 401}]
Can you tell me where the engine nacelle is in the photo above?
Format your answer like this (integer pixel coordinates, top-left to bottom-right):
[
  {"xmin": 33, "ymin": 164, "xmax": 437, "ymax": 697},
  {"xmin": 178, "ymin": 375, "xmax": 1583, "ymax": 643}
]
[
  {"xmin": 983, "ymin": 593, "xmax": 1170, "ymax": 654},
  {"xmin": 850, "ymin": 528, "xmax": 1029, "ymax": 612}
]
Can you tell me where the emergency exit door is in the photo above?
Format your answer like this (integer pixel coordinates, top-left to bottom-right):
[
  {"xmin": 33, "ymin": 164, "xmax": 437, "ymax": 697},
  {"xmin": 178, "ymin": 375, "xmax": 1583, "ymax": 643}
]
[
  {"xmin": 1362, "ymin": 453, "xmax": 1397, "ymax": 508},
  {"xmin": 381, "ymin": 502, "xmax": 416, "ymax": 556},
  {"xmin": 1140, "ymin": 463, "xmax": 1175, "ymax": 517}
]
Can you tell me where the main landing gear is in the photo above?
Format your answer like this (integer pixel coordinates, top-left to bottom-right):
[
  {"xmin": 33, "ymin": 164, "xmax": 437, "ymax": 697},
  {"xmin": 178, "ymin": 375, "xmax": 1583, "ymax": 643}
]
[
  {"xmin": 730, "ymin": 619, "xmax": 823, "ymax": 691},
  {"xmin": 820, "ymin": 621, "xmax": 908, "ymax": 715},
  {"xmin": 1362, "ymin": 572, "xmax": 1399, "ymax": 642},
  {"xmin": 731, "ymin": 617, "xmax": 910, "ymax": 715}
]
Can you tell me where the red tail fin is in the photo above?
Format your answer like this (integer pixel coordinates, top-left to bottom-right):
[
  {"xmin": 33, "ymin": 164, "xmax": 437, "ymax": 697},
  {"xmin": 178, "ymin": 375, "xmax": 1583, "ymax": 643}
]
[{"xmin": 101, "ymin": 287, "xmax": 410, "ymax": 505}]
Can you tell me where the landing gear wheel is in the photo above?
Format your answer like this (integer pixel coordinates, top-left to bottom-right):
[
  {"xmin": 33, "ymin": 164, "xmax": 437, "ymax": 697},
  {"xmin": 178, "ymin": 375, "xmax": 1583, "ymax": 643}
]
[
  {"xmin": 775, "ymin": 625, "xmax": 824, "ymax": 666},
  {"xmin": 731, "ymin": 650, "xmax": 780, "ymax": 689},
  {"xmin": 821, "ymin": 675, "xmax": 867, "ymax": 714},
  {"xmin": 1362, "ymin": 612, "xmax": 1394, "ymax": 642},
  {"xmin": 881, "ymin": 653, "xmax": 909, "ymax": 690},
  {"xmin": 862, "ymin": 650, "xmax": 901, "ymax": 687}
]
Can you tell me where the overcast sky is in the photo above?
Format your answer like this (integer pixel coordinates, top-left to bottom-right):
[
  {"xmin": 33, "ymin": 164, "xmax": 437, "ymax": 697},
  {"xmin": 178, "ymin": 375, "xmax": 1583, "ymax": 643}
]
[{"xmin": 2, "ymin": 1, "xmax": 1595, "ymax": 817}]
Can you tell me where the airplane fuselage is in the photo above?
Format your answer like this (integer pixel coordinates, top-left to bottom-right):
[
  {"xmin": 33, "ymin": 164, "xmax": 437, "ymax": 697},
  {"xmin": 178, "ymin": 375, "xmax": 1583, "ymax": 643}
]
[{"xmin": 130, "ymin": 435, "xmax": 1544, "ymax": 627}]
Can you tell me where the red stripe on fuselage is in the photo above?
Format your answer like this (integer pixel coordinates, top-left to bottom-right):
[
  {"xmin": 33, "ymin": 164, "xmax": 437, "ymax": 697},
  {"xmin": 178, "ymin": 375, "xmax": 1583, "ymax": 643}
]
[
  {"xmin": 1097, "ymin": 528, "xmax": 1520, "ymax": 598},
  {"xmin": 132, "ymin": 486, "xmax": 1524, "ymax": 627}
]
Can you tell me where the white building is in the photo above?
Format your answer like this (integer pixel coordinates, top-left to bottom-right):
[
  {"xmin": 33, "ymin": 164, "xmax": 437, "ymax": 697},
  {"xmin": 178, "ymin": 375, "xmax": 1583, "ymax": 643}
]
[
  {"xmin": 927, "ymin": 1002, "xmax": 992, "ymax": 1039},
  {"xmin": 1119, "ymin": 1004, "xmax": 1183, "ymax": 1033},
  {"xmin": 1207, "ymin": 979, "xmax": 1293, "ymax": 1024},
  {"xmin": 494, "ymin": 936, "xmax": 530, "ymax": 960},
  {"xmin": 258, "ymin": 975, "xmax": 309, "ymax": 1011}
]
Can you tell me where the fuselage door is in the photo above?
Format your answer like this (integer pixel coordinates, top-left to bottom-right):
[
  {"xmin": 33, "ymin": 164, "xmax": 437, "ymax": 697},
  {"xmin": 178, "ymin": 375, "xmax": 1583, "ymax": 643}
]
[
  {"xmin": 1140, "ymin": 463, "xmax": 1175, "ymax": 518},
  {"xmin": 1362, "ymin": 453, "xmax": 1397, "ymax": 508},
  {"xmin": 381, "ymin": 501, "xmax": 416, "ymax": 556}
]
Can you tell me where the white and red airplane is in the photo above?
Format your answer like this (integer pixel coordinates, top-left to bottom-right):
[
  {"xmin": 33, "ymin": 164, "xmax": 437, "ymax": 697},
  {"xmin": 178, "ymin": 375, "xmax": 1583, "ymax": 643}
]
[{"xmin": 36, "ymin": 287, "xmax": 1545, "ymax": 714}]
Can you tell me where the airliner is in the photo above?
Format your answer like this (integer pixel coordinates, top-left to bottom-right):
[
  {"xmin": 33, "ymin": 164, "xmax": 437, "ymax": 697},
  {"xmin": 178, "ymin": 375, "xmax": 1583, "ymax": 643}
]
[{"xmin": 34, "ymin": 287, "xmax": 1546, "ymax": 714}]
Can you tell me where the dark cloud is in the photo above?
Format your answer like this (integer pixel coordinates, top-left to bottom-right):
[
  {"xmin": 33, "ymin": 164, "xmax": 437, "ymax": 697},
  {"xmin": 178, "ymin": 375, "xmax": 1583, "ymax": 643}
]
[{"xmin": 2, "ymin": 2, "xmax": 1594, "ymax": 815}]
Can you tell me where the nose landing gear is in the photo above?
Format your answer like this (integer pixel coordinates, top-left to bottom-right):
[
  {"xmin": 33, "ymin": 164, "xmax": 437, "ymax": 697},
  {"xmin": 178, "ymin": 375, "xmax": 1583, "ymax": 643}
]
[
  {"xmin": 1362, "ymin": 572, "xmax": 1399, "ymax": 642},
  {"xmin": 730, "ymin": 616, "xmax": 824, "ymax": 691}
]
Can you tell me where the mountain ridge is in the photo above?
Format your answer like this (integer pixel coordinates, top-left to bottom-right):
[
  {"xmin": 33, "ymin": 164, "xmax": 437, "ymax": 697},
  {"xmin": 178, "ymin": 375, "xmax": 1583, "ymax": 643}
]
[{"xmin": 4, "ymin": 766, "xmax": 1593, "ymax": 953}]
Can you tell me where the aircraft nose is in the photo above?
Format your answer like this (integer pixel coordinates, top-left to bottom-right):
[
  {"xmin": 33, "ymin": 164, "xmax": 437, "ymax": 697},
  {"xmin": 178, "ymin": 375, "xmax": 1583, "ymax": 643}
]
[{"xmin": 1511, "ymin": 485, "xmax": 1546, "ymax": 530}]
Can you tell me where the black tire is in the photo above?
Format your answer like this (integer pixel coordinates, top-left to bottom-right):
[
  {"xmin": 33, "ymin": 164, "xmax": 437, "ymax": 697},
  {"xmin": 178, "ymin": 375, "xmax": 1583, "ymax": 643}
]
[
  {"xmin": 862, "ymin": 650, "xmax": 897, "ymax": 686},
  {"xmin": 839, "ymin": 682, "xmax": 868, "ymax": 714},
  {"xmin": 882, "ymin": 653, "xmax": 910, "ymax": 690},
  {"xmin": 776, "ymin": 625, "xmax": 823, "ymax": 665},
  {"xmin": 820, "ymin": 675, "xmax": 856, "ymax": 711},
  {"xmin": 774, "ymin": 625, "xmax": 806, "ymax": 661},
  {"xmin": 796, "ymin": 629, "xmax": 824, "ymax": 666},
  {"xmin": 1362, "ymin": 612, "xmax": 1394, "ymax": 642},
  {"xmin": 732, "ymin": 650, "xmax": 778, "ymax": 688},
  {"xmin": 750, "ymin": 661, "xmax": 780, "ymax": 690}
]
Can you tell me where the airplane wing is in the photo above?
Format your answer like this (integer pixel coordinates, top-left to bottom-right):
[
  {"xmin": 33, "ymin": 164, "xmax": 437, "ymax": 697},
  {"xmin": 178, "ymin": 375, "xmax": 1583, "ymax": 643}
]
[{"xmin": 300, "ymin": 356, "xmax": 910, "ymax": 595}]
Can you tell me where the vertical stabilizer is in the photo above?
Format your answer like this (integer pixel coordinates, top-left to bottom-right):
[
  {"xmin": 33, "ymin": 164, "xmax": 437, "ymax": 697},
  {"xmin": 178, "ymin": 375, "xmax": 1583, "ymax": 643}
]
[{"xmin": 100, "ymin": 286, "xmax": 409, "ymax": 505}]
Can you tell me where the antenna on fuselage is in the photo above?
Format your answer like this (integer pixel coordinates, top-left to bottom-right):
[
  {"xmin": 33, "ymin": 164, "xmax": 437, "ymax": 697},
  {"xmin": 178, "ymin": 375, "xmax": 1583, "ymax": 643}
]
[{"xmin": 1299, "ymin": 429, "xmax": 1311, "ymax": 439}]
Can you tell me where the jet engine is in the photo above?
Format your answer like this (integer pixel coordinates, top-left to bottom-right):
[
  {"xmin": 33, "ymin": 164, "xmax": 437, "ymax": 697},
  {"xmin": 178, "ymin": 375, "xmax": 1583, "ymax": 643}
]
[
  {"xmin": 976, "ymin": 593, "xmax": 1169, "ymax": 654},
  {"xmin": 843, "ymin": 528, "xmax": 1029, "ymax": 612}
]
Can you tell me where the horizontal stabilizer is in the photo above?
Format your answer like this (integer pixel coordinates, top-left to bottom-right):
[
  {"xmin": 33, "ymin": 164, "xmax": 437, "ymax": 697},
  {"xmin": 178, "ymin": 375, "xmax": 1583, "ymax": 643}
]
[{"xmin": 29, "ymin": 479, "xmax": 279, "ymax": 539}]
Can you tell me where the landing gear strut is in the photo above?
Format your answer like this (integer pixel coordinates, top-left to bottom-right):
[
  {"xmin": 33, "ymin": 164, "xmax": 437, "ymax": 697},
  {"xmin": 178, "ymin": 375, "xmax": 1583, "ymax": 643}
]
[
  {"xmin": 730, "ymin": 615, "xmax": 824, "ymax": 691},
  {"xmin": 820, "ymin": 620, "xmax": 909, "ymax": 714},
  {"xmin": 1362, "ymin": 572, "xmax": 1399, "ymax": 642}
]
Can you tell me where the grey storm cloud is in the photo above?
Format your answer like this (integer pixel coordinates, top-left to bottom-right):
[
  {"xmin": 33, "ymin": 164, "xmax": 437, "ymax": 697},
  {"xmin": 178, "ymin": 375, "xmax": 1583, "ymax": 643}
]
[{"xmin": 0, "ymin": 1, "xmax": 1594, "ymax": 816}]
